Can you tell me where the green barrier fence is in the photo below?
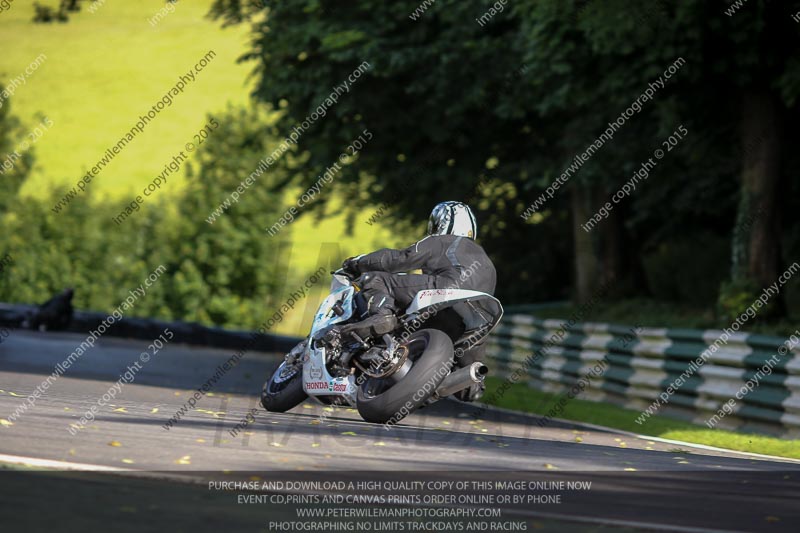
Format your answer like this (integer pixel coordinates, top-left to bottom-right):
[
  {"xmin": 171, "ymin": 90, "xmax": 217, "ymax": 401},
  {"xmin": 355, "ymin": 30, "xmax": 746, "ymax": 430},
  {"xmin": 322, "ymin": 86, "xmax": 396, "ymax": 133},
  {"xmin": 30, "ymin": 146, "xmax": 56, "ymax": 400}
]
[{"xmin": 485, "ymin": 314, "xmax": 800, "ymax": 438}]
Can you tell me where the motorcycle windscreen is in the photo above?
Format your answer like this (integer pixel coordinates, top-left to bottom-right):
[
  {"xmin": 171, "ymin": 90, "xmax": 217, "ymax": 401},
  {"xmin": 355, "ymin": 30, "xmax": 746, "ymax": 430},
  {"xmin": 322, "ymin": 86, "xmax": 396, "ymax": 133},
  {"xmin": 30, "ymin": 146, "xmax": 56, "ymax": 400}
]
[
  {"xmin": 310, "ymin": 285, "xmax": 355, "ymax": 338},
  {"xmin": 329, "ymin": 273, "xmax": 351, "ymax": 292}
]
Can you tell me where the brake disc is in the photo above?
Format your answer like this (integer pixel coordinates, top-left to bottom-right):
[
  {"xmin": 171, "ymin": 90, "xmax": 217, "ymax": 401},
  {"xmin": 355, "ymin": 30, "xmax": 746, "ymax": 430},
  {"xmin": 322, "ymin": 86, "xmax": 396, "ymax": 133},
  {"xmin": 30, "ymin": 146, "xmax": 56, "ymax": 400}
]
[{"xmin": 355, "ymin": 344, "xmax": 409, "ymax": 379}]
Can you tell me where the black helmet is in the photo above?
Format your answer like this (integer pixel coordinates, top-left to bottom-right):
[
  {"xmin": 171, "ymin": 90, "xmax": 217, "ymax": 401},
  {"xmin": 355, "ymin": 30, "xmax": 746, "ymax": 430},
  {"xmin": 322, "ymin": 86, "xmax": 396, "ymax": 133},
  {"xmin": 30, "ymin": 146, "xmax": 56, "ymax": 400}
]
[{"xmin": 427, "ymin": 201, "xmax": 478, "ymax": 239}]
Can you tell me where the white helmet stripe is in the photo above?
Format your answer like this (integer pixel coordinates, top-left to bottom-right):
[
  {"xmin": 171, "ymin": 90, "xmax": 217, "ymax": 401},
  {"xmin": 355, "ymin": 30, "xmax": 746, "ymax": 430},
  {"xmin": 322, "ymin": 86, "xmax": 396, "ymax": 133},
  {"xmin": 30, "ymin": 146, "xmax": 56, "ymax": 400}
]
[{"xmin": 428, "ymin": 201, "xmax": 478, "ymax": 239}]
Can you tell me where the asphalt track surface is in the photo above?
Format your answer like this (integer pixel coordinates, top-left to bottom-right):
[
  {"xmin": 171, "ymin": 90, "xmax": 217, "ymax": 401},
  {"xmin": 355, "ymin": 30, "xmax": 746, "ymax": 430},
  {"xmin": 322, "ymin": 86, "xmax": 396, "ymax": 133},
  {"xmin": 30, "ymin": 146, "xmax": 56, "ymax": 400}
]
[{"xmin": 1, "ymin": 330, "xmax": 799, "ymax": 532}]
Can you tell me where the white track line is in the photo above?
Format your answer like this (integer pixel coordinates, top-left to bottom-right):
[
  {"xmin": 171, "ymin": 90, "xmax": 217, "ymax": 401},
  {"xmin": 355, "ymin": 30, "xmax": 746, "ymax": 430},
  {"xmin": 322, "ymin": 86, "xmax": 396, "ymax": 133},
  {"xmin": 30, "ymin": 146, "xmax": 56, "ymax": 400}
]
[
  {"xmin": 285, "ymin": 401, "xmax": 800, "ymax": 465},
  {"xmin": 0, "ymin": 453, "xmax": 134, "ymax": 472},
  {"xmin": 481, "ymin": 402, "xmax": 800, "ymax": 464},
  {"xmin": 0, "ymin": 453, "xmax": 758, "ymax": 532}
]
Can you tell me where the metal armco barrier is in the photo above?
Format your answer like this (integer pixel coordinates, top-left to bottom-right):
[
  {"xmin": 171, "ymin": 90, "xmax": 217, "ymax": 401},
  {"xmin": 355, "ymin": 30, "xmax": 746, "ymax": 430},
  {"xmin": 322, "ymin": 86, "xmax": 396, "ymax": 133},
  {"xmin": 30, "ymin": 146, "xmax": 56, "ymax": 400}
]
[
  {"xmin": 486, "ymin": 313, "xmax": 800, "ymax": 438},
  {"xmin": 0, "ymin": 303, "xmax": 299, "ymax": 355}
]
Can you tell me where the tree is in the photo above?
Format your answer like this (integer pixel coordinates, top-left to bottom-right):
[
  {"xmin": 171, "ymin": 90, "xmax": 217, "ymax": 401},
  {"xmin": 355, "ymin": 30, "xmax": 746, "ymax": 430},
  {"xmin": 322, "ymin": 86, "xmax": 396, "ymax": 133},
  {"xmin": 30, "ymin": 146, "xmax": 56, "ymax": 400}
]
[
  {"xmin": 167, "ymin": 106, "xmax": 294, "ymax": 328},
  {"xmin": 209, "ymin": 0, "xmax": 800, "ymax": 313},
  {"xmin": 208, "ymin": 0, "xmax": 574, "ymax": 302},
  {"xmin": 0, "ymin": 96, "xmax": 34, "ymax": 214},
  {"xmin": 0, "ymin": 104, "xmax": 292, "ymax": 330}
]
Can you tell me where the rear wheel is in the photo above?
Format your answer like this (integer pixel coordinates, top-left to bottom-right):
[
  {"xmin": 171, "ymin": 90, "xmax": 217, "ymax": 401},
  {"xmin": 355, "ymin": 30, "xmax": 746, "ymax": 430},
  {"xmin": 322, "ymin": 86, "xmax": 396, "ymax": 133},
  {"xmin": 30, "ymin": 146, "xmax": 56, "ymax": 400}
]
[
  {"xmin": 356, "ymin": 329, "xmax": 453, "ymax": 425},
  {"xmin": 261, "ymin": 359, "xmax": 306, "ymax": 413}
]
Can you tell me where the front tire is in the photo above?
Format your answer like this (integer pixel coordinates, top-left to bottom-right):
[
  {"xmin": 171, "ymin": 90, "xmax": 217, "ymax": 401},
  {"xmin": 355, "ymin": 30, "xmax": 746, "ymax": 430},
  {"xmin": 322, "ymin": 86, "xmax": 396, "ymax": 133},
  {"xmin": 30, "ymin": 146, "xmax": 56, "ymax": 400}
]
[
  {"xmin": 261, "ymin": 360, "xmax": 306, "ymax": 412},
  {"xmin": 357, "ymin": 329, "xmax": 453, "ymax": 425}
]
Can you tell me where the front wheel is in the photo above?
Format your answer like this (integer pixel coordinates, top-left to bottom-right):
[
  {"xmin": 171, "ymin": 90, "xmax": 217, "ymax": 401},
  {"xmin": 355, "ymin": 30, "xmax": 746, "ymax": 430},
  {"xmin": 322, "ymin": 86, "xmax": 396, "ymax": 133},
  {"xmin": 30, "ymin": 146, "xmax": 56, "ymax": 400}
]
[
  {"xmin": 261, "ymin": 359, "xmax": 306, "ymax": 412},
  {"xmin": 357, "ymin": 329, "xmax": 453, "ymax": 425}
]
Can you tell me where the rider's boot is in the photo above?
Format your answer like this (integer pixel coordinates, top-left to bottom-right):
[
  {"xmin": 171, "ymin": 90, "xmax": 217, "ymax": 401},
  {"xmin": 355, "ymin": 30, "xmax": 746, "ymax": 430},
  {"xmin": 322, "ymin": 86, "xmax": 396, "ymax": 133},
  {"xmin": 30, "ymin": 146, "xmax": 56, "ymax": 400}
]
[
  {"xmin": 336, "ymin": 307, "xmax": 398, "ymax": 342},
  {"xmin": 323, "ymin": 282, "xmax": 399, "ymax": 346},
  {"xmin": 322, "ymin": 307, "xmax": 398, "ymax": 348}
]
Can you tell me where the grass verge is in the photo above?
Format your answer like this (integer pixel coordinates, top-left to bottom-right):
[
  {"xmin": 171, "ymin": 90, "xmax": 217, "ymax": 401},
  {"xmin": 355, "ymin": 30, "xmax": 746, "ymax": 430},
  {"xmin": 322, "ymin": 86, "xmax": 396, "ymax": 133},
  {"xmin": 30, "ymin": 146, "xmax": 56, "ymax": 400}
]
[{"xmin": 483, "ymin": 376, "xmax": 800, "ymax": 460}]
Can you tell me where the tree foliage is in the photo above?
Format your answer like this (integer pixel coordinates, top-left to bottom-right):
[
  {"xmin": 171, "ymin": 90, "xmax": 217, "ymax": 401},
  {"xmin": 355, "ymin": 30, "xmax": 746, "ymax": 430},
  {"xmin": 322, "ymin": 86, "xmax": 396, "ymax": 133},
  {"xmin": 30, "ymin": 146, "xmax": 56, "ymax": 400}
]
[
  {"xmin": 0, "ymin": 97, "xmax": 33, "ymax": 213},
  {"xmin": 209, "ymin": 0, "xmax": 800, "ymax": 317},
  {"xmin": 0, "ymin": 104, "xmax": 290, "ymax": 329}
]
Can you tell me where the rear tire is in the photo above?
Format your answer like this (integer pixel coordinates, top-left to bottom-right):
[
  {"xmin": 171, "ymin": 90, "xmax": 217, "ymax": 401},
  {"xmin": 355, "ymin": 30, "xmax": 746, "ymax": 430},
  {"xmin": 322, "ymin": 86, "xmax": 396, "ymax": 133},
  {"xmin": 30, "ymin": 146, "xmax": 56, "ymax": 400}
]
[
  {"xmin": 357, "ymin": 329, "xmax": 453, "ymax": 425},
  {"xmin": 261, "ymin": 360, "xmax": 306, "ymax": 412}
]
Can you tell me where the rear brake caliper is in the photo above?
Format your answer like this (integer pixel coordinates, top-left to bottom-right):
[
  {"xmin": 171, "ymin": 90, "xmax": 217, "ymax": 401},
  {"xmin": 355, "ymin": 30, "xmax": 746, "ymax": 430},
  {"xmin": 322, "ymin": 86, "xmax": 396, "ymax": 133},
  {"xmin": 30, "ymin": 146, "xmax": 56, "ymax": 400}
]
[{"xmin": 357, "ymin": 335, "xmax": 409, "ymax": 378}]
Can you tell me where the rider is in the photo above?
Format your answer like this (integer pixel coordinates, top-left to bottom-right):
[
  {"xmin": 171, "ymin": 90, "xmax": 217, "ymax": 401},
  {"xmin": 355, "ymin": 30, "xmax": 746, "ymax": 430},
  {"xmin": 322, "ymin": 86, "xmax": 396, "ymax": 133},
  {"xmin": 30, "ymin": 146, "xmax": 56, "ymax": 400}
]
[{"xmin": 329, "ymin": 201, "xmax": 497, "ymax": 401}]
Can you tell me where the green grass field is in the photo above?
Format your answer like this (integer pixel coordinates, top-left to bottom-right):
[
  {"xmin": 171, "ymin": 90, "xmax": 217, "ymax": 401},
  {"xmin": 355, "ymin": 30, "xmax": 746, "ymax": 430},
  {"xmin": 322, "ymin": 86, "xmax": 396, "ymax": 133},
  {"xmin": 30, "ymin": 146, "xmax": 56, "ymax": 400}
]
[
  {"xmin": 0, "ymin": 0, "xmax": 407, "ymax": 335},
  {"xmin": 0, "ymin": 0, "xmax": 252, "ymax": 195}
]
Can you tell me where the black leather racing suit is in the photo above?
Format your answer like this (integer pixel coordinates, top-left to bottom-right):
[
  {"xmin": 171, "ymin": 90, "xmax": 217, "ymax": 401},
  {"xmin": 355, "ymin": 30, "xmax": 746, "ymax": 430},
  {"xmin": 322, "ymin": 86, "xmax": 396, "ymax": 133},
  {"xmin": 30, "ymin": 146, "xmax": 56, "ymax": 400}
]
[
  {"xmin": 351, "ymin": 234, "xmax": 496, "ymax": 311},
  {"xmin": 349, "ymin": 234, "xmax": 496, "ymax": 369}
]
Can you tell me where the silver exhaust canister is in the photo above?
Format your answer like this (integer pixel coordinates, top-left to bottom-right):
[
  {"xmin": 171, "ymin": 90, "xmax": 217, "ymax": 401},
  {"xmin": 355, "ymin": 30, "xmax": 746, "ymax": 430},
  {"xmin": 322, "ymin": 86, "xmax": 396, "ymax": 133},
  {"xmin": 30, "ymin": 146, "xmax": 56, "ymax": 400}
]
[{"xmin": 434, "ymin": 362, "xmax": 488, "ymax": 398}]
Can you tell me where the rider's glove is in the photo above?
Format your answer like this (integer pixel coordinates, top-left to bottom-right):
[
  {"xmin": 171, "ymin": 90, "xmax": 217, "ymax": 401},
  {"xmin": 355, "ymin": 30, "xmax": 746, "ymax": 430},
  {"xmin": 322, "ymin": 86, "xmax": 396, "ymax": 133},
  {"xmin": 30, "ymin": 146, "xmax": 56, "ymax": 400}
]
[{"xmin": 342, "ymin": 257, "xmax": 360, "ymax": 276}]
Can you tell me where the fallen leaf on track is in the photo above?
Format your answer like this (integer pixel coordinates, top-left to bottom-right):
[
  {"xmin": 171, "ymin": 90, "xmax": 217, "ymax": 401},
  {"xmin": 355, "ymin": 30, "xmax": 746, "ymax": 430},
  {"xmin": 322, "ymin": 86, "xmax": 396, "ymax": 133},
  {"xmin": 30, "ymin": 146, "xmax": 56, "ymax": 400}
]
[{"xmin": 196, "ymin": 409, "xmax": 225, "ymax": 418}]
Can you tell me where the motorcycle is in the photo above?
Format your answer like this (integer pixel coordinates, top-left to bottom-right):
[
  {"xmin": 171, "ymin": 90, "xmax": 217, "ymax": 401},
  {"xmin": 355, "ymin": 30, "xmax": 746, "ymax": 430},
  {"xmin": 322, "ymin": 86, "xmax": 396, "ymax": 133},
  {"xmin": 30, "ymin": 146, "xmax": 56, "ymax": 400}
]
[{"xmin": 261, "ymin": 269, "xmax": 503, "ymax": 424}]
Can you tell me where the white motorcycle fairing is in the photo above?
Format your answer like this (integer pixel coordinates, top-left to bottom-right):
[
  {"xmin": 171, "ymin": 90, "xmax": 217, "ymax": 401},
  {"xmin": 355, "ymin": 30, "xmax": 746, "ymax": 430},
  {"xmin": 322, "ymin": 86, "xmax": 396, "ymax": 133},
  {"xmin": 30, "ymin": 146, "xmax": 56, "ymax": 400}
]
[
  {"xmin": 301, "ymin": 274, "xmax": 358, "ymax": 404},
  {"xmin": 404, "ymin": 288, "xmax": 504, "ymax": 341},
  {"xmin": 405, "ymin": 288, "xmax": 497, "ymax": 315},
  {"xmin": 296, "ymin": 276, "xmax": 502, "ymax": 407}
]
